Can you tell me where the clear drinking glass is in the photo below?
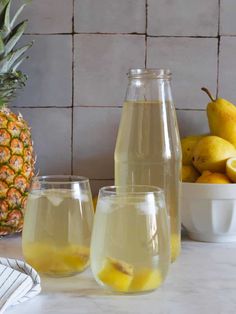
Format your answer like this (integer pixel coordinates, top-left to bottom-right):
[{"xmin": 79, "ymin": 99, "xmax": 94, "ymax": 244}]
[
  {"xmin": 90, "ymin": 185, "xmax": 170, "ymax": 294},
  {"xmin": 22, "ymin": 176, "xmax": 94, "ymax": 277}
]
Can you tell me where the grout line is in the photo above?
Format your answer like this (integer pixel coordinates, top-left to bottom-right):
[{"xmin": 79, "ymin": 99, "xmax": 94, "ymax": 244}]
[
  {"xmin": 24, "ymin": 32, "xmax": 146, "ymax": 36},
  {"xmin": 24, "ymin": 32, "xmax": 229, "ymax": 39},
  {"xmin": 74, "ymin": 105, "xmax": 123, "ymax": 108},
  {"xmin": 147, "ymin": 35, "xmax": 218, "ymax": 39},
  {"xmin": 216, "ymin": 0, "xmax": 221, "ymax": 98},
  {"xmin": 11, "ymin": 106, "xmax": 72, "ymax": 109},
  {"xmin": 91, "ymin": 178, "xmax": 114, "ymax": 181},
  {"xmin": 176, "ymin": 108, "xmax": 206, "ymax": 112},
  {"xmin": 145, "ymin": 0, "xmax": 148, "ymax": 67},
  {"xmin": 71, "ymin": 0, "xmax": 75, "ymax": 175},
  {"xmin": 24, "ymin": 32, "xmax": 236, "ymax": 38}
]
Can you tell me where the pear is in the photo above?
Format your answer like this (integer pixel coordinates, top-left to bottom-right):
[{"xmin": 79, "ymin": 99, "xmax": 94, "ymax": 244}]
[
  {"xmin": 202, "ymin": 87, "xmax": 236, "ymax": 147},
  {"xmin": 181, "ymin": 135, "xmax": 206, "ymax": 165},
  {"xmin": 182, "ymin": 165, "xmax": 200, "ymax": 182},
  {"xmin": 192, "ymin": 135, "xmax": 236, "ymax": 173}
]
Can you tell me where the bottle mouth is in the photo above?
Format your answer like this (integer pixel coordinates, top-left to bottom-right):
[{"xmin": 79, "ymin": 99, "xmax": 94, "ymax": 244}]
[{"xmin": 127, "ymin": 68, "xmax": 171, "ymax": 79}]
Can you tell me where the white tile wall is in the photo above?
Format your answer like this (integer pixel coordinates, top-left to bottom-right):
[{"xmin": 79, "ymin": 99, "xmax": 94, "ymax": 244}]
[
  {"xmin": 14, "ymin": 0, "xmax": 73, "ymax": 34},
  {"xmin": 74, "ymin": 0, "xmax": 146, "ymax": 34},
  {"xmin": 147, "ymin": 37, "xmax": 218, "ymax": 109},
  {"xmin": 6, "ymin": 1, "xmax": 236, "ymax": 179},
  {"xmin": 13, "ymin": 35, "xmax": 72, "ymax": 107},
  {"xmin": 218, "ymin": 37, "xmax": 236, "ymax": 103},
  {"xmin": 148, "ymin": 0, "xmax": 218, "ymax": 36},
  {"xmin": 90, "ymin": 180, "xmax": 114, "ymax": 196},
  {"xmin": 74, "ymin": 34, "xmax": 145, "ymax": 106},
  {"xmin": 73, "ymin": 107, "xmax": 121, "ymax": 179},
  {"xmin": 13, "ymin": 108, "xmax": 72, "ymax": 175},
  {"xmin": 220, "ymin": 0, "xmax": 236, "ymax": 35},
  {"xmin": 176, "ymin": 110, "xmax": 209, "ymax": 138}
]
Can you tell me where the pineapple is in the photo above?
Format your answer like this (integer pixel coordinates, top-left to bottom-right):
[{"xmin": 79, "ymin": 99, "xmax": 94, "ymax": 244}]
[{"xmin": 0, "ymin": 0, "xmax": 34, "ymax": 236}]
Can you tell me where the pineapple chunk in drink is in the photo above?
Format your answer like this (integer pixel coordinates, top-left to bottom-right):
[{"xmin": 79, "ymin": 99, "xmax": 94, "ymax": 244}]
[
  {"xmin": 129, "ymin": 268, "xmax": 162, "ymax": 292},
  {"xmin": 23, "ymin": 242, "xmax": 90, "ymax": 276},
  {"xmin": 98, "ymin": 257, "xmax": 134, "ymax": 292}
]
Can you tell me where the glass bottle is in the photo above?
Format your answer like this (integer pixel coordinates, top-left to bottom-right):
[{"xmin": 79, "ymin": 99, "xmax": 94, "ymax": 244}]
[{"xmin": 114, "ymin": 68, "xmax": 182, "ymax": 262}]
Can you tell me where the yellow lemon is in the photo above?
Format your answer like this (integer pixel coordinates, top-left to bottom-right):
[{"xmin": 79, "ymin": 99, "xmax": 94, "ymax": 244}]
[
  {"xmin": 226, "ymin": 157, "xmax": 236, "ymax": 183},
  {"xmin": 182, "ymin": 165, "xmax": 200, "ymax": 182},
  {"xmin": 195, "ymin": 170, "xmax": 231, "ymax": 184}
]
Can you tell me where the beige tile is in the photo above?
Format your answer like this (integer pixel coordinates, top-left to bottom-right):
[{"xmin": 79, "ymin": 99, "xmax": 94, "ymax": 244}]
[
  {"xmin": 13, "ymin": 108, "xmax": 72, "ymax": 175},
  {"xmin": 90, "ymin": 180, "xmax": 114, "ymax": 197},
  {"xmin": 13, "ymin": 35, "xmax": 72, "ymax": 107},
  {"xmin": 74, "ymin": 34, "xmax": 145, "ymax": 106},
  {"xmin": 176, "ymin": 110, "xmax": 209, "ymax": 138},
  {"xmin": 74, "ymin": 0, "xmax": 145, "ymax": 34},
  {"xmin": 220, "ymin": 0, "xmax": 236, "ymax": 35},
  {"xmin": 12, "ymin": 0, "xmax": 73, "ymax": 33},
  {"xmin": 73, "ymin": 107, "xmax": 121, "ymax": 179},
  {"xmin": 148, "ymin": 0, "xmax": 218, "ymax": 36},
  {"xmin": 147, "ymin": 37, "xmax": 218, "ymax": 110},
  {"xmin": 218, "ymin": 37, "xmax": 236, "ymax": 103}
]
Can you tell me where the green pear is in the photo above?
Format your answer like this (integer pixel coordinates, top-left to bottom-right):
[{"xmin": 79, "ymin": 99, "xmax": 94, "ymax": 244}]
[{"xmin": 202, "ymin": 87, "xmax": 236, "ymax": 147}]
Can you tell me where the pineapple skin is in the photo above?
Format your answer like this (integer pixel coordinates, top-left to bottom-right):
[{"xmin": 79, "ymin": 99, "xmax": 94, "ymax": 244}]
[{"xmin": 0, "ymin": 108, "xmax": 34, "ymax": 235}]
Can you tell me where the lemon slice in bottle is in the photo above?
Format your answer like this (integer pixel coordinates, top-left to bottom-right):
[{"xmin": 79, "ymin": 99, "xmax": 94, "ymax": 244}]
[{"xmin": 226, "ymin": 157, "xmax": 236, "ymax": 183}]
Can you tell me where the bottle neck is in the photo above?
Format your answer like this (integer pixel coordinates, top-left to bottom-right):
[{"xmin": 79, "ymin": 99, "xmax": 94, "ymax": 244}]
[{"xmin": 125, "ymin": 74, "xmax": 173, "ymax": 103}]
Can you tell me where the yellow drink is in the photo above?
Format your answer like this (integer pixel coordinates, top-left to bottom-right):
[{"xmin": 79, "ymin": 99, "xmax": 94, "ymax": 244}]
[
  {"xmin": 22, "ymin": 189, "xmax": 93, "ymax": 276},
  {"xmin": 91, "ymin": 193, "xmax": 170, "ymax": 293},
  {"xmin": 115, "ymin": 101, "xmax": 182, "ymax": 262}
]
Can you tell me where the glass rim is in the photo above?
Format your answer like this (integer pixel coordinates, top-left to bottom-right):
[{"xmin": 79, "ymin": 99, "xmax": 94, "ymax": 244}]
[
  {"xmin": 32, "ymin": 175, "xmax": 89, "ymax": 184},
  {"xmin": 99, "ymin": 185, "xmax": 164, "ymax": 196},
  {"xmin": 127, "ymin": 68, "xmax": 171, "ymax": 79}
]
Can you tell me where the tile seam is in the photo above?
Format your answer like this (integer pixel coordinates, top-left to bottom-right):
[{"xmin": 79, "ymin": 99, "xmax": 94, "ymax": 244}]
[
  {"xmin": 216, "ymin": 0, "xmax": 221, "ymax": 98},
  {"xmin": 71, "ymin": 0, "xmax": 75, "ymax": 175}
]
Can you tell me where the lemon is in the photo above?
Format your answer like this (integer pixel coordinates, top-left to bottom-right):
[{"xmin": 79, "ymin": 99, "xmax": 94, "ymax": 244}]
[
  {"xmin": 226, "ymin": 157, "xmax": 236, "ymax": 183},
  {"xmin": 195, "ymin": 170, "xmax": 231, "ymax": 184},
  {"xmin": 182, "ymin": 165, "xmax": 200, "ymax": 182}
]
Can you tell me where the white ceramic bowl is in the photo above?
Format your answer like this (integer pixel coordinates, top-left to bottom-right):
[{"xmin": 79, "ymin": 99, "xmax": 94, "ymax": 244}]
[{"xmin": 181, "ymin": 183, "xmax": 236, "ymax": 242}]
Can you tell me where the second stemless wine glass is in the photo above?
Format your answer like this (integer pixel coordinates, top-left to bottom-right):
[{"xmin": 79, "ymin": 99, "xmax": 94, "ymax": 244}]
[
  {"xmin": 90, "ymin": 185, "xmax": 170, "ymax": 294},
  {"xmin": 22, "ymin": 176, "xmax": 94, "ymax": 277}
]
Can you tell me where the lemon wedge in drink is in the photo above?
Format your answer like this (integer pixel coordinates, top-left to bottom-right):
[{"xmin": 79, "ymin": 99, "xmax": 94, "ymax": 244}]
[
  {"xmin": 129, "ymin": 268, "xmax": 162, "ymax": 292},
  {"xmin": 98, "ymin": 257, "xmax": 134, "ymax": 292},
  {"xmin": 226, "ymin": 157, "xmax": 236, "ymax": 183}
]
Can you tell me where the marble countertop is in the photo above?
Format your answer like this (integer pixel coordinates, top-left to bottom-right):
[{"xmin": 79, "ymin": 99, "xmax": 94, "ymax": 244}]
[{"xmin": 0, "ymin": 235, "xmax": 236, "ymax": 314}]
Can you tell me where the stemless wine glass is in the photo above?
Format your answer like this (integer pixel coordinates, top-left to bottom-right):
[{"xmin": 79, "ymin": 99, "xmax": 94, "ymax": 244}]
[
  {"xmin": 90, "ymin": 185, "xmax": 170, "ymax": 294},
  {"xmin": 22, "ymin": 176, "xmax": 94, "ymax": 277}
]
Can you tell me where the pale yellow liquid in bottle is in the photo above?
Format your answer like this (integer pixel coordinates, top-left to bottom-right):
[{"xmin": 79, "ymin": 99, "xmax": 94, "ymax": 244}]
[
  {"xmin": 115, "ymin": 101, "xmax": 181, "ymax": 262},
  {"xmin": 22, "ymin": 189, "xmax": 93, "ymax": 276},
  {"xmin": 90, "ymin": 195, "xmax": 170, "ymax": 293}
]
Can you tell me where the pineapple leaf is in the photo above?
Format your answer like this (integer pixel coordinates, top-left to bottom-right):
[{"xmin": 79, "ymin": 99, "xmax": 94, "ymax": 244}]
[
  {"xmin": 4, "ymin": 20, "xmax": 27, "ymax": 55},
  {"xmin": 0, "ymin": 0, "xmax": 10, "ymax": 37},
  {"xmin": 12, "ymin": 55, "xmax": 28, "ymax": 71},
  {"xmin": 10, "ymin": 1, "xmax": 30, "ymax": 29},
  {"xmin": 0, "ymin": 42, "xmax": 32, "ymax": 72},
  {"xmin": 0, "ymin": 36, "xmax": 4, "ymax": 54},
  {"xmin": 2, "ymin": 0, "xmax": 11, "ymax": 37}
]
